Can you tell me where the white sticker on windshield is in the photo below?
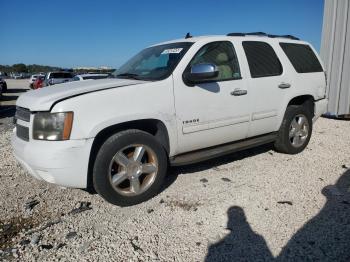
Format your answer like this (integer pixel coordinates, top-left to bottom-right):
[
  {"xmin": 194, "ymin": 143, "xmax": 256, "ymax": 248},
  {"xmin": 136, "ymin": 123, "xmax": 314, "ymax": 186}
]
[{"xmin": 161, "ymin": 48, "xmax": 183, "ymax": 54}]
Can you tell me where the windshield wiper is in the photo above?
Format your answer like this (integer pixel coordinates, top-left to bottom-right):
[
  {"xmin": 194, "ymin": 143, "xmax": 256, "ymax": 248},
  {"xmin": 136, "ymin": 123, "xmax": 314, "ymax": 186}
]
[{"xmin": 116, "ymin": 73, "xmax": 142, "ymax": 80}]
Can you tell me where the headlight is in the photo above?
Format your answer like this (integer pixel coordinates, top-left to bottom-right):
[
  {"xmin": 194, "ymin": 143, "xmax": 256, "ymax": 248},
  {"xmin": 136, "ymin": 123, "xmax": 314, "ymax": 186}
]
[{"xmin": 33, "ymin": 112, "xmax": 73, "ymax": 141}]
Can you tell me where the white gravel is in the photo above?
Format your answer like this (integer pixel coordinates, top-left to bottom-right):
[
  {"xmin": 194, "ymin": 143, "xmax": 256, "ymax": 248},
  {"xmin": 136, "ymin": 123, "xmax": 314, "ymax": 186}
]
[{"xmin": 1, "ymin": 82, "xmax": 350, "ymax": 261}]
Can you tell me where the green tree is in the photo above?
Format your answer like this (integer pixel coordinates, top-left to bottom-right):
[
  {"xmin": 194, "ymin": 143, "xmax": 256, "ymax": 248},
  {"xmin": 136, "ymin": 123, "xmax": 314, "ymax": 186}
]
[{"xmin": 12, "ymin": 63, "xmax": 28, "ymax": 73}]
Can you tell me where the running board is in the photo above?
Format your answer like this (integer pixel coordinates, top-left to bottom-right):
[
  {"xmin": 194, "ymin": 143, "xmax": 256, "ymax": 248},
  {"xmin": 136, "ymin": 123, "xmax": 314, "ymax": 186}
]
[{"xmin": 170, "ymin": 133, "xmax": 277, "ymax": 166}]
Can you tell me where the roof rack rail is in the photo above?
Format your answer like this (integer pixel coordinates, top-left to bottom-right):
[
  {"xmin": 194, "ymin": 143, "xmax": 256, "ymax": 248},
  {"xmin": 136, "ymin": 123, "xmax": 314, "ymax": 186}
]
[
  {"xmin": 226, "ymin": 32, "xmax": 299, "ymax": 40},
  {"xmin": 245, "ymin": 32, "xmax": 268, "ymax": 36},
  {"xmin": 226, "ymin": 33, "xmax": 245, "ymax": 36},
  {"xmin": 267, "ymin": 34, "xmax": 299, "ymax": 40}
]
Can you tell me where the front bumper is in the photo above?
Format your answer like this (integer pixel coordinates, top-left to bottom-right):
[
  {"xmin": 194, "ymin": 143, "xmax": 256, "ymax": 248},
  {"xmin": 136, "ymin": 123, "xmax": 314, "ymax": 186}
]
[
  {"xmin": 12, "ymin": 131, "xmax": 94, "ymax": 188},
  {"xmin": 313, "ymin": 98, "xmax": 328, "ymax": 122}
]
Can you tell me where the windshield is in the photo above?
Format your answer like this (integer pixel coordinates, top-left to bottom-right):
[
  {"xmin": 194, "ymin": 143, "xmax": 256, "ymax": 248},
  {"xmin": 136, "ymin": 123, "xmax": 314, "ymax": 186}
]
[{"xmin": 116, "ymin": 42, "xmax": 193, "ymax": 81}]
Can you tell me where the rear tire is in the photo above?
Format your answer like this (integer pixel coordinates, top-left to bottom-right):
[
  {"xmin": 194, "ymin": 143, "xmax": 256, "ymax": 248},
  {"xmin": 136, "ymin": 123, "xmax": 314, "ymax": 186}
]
[
  {"xmin": 93, "ymin": 129, "xmax": 168, "ymax": 206},
  {"xmin": 274, "ymin": 104, "xmax": 313, "ymax": 154}
]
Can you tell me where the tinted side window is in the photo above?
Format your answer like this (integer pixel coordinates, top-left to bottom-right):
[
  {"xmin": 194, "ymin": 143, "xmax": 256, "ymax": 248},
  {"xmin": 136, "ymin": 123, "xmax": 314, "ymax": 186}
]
[
  {"xmin": 242, "ymin": 41, "xmax": 283, "ymax": 78},
  {"xmin": 50, "ymin": 73, "xmax": 73, "ymax": 78},
  {"xmin": 62, "ymin": 73, "xmax": 73, "ymax": 78},
  {"xmin": 189, "ymin": 41, "xmax": 241, "ymax": 81},
  {"xmin": 279, "ymin": 43, "xmax": 323, "ymax": 73},
  {"xmin": 83, "ymin": 75, "xmax": 107, "ymax": 80}
]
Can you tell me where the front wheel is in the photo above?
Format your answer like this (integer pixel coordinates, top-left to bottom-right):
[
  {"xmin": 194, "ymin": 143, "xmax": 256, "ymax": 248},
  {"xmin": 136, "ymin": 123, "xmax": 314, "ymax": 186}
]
[
  {"xmin": 274, "ymin": 105, "xmax": 313, "ymax": 154},
  {"xmin": 93, "ymin": 129, "xmax": 168, "ymax": 206}
]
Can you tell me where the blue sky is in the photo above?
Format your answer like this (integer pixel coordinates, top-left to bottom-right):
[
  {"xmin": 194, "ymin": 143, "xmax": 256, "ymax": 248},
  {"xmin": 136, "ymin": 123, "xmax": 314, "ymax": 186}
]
[{"xmin": 1, "ymin": 0, "xmax": 324, "ymax": 68}]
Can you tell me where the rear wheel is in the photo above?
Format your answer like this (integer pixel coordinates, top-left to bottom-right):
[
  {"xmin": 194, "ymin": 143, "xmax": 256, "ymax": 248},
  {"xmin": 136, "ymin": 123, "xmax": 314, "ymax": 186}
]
[
  {"xmin": 93, "ymin": 129, "xmax": 167, "ymax": 206},
  {"xmin": 274, "ymin": 104, "xmax": 313, "ymax": 154}
]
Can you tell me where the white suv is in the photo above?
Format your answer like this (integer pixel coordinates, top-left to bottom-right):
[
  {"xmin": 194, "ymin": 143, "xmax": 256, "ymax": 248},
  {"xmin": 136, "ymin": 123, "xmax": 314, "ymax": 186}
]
[{"xmin": 12, "ymin": 33, "xmax": 328, "ymax": 206}]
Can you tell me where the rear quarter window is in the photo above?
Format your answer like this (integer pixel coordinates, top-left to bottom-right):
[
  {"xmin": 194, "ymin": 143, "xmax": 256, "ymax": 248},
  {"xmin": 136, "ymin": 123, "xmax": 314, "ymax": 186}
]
[
  {"xmin": 279, "ymin": 43, "xmax": 323, "ymax": 73},
  {"xmin": 242, "ymin": 41, "xmax": 283, "ymax": 78}
]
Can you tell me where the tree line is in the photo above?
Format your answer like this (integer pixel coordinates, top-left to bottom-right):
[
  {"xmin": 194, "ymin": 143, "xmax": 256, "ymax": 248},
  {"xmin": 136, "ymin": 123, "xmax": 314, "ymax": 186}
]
[
  {"xmin": 0, "ymin": 64, "xmax": 115, "ymax": 74},
  {"xmin": 0, "ymin": 64, "xmax": 62, "ymax": 74}
]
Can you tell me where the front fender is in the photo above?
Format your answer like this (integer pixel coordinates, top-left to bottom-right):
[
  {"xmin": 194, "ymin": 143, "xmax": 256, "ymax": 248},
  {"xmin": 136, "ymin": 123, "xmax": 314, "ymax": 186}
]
[{"xmin": 51, "ymin": 77, "xmax": 178, "ymax": 155}]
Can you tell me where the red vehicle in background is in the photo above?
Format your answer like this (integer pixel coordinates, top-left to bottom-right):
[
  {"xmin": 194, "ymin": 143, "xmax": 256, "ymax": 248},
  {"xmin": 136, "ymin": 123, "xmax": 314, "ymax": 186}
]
[{"xmin": 33, "ymin": 75, "xmax": 45, "ymax": 89}]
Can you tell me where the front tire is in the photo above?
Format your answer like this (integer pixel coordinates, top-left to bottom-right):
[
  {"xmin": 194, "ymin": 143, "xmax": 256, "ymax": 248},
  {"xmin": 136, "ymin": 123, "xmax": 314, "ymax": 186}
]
[
  {"xmin": 274, "ymin": 104, "xmax": 313, "ymax": 154},
  {"xmin": 93, "ymin": 129, "xmax": 168, "ymax": 206}
]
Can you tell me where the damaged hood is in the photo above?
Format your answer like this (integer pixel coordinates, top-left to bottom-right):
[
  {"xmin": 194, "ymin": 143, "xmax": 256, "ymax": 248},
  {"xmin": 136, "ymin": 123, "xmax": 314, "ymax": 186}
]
[{"xmin": 16, "ymin": 78, "xmax": 147, "ymax": 111}]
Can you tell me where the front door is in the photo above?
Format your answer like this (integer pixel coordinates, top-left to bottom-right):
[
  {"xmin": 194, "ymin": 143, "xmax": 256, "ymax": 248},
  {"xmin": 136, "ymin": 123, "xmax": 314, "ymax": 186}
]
[{"xmin": 173, "ymin": 41, "xmax": 251, "ymax": 154}]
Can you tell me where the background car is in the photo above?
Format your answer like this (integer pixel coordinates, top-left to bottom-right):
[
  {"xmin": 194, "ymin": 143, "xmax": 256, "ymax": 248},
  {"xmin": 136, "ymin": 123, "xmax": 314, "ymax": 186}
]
[
  {"xmin": 29, "ymin": 74, "xmax": 45, "ymax": 89},
  {"xmin": 0, "ymin": 77, "xmax": 7, "ymax": 93},
  {"xmin": 33, "ymin": 75, "xmax": 45, "ymax": 89},
  {"xmin": 72, "ymin": 73, "xmax": 110, "ymax": 81},
  {"xmin": 12, "ymin": 73, "xmax": 25, "ymax": 79},
  {"xmin": 44, "ymin": 71, "xmax": 74, "ymax": 86}
]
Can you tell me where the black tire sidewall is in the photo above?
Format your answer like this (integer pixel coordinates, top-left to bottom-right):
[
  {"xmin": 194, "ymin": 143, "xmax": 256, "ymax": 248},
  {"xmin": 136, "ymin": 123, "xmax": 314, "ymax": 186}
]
[
  {"xmin": 93, "ymin": 130, "xmax": 167, "ymax": 206},
  {"xmin": 279, "ymin": 105, "xmax": 313, "ymax": 154}
]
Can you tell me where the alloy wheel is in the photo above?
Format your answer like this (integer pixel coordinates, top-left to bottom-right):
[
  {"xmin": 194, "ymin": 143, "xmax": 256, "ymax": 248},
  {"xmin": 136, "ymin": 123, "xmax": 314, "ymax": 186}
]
[
  {"xmin": 108, "ymin": 144, "xmax": 158, "ymax": 196},
  {"xmin": 289, "ymin": 114, "xmax": 310, "ymax": 148}
]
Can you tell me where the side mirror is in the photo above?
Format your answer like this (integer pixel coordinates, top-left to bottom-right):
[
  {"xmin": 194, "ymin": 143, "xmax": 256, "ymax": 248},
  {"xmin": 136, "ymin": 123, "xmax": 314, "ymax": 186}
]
[{"xmin": 186, "ymin": 63, "xmax": 219, "ymax": 84}]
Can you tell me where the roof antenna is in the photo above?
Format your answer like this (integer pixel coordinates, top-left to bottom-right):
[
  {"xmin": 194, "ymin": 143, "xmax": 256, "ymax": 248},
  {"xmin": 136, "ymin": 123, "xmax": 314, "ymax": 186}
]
[{"xmin": 185, "ymin": 32, "xmax": 192, "ymax": 39}]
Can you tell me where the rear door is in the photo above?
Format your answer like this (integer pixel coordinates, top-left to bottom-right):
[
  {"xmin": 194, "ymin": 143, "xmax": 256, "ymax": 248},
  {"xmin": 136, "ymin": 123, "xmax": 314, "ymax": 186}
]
[
  {"xmin": 279, "ymin": 42, "xmax": 326, "ymax": 101},
  {"xmin": 242, "ymin": 41, "xmax": 289, "ymax": 137}
]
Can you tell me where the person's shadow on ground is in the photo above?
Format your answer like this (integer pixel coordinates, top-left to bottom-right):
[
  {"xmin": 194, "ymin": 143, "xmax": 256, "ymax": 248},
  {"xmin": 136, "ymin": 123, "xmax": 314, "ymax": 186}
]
[
  {"xmin": 205, "ymin": 206, "xmax": 274, "ymax": 261},
  {"xmin": 205, "ymin": 170, "xmax": 350, "ymax": 262}
]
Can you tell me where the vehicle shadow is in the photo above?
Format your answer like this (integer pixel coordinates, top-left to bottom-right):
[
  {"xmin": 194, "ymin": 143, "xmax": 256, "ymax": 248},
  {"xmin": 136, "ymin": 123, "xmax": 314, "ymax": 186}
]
[
  {"xmin": 204, "ymin": 169, "xmax": 350, "ymax": 261},
  {"xmin": 4, "ymin": 88, "xmax": 28, "ymax": 94},
  {"xmin": 0, "ymin": 95, "xmax": 19, "ymax": 102},
  {"xmin": 322, "ymin": 114, "xmax": 350, "ymax": 121},
  {"xmin": 163, "ymin": 143, "xmax": 273, "ymax": 190},
  {"xmin": 0, "ymin": 105, "xmax": 16, "ymax": 119}
]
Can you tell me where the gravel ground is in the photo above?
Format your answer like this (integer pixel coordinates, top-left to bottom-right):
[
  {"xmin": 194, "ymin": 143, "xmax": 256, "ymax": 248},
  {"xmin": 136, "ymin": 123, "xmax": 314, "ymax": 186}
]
[{"xmin": 1, "ymin": 81, "xmax": 350, "ymax": 261}]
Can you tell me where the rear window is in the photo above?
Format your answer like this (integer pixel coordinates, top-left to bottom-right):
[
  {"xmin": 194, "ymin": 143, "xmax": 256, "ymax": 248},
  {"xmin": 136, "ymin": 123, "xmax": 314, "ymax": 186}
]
[
  {"xmin": 49, "ymin": 72, "xmax": 73, "ymax": 79},
  {"xmin": 279, "ymin": 43, "xmax": 323, "ymax": 73},
  {"xmin": 242, "ymin": 41, "xmax": 283, "ymax": 78}
]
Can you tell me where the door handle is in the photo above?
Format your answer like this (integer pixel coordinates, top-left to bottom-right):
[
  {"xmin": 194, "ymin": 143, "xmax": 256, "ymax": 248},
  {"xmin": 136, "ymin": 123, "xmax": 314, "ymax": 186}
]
[
  {"xmin": 231, "ymin": 89, "xmax": 247, "ymax": 96},
  {"xmin": 278, "ymin": 83, "xmax": 291, "ymax": 89}
]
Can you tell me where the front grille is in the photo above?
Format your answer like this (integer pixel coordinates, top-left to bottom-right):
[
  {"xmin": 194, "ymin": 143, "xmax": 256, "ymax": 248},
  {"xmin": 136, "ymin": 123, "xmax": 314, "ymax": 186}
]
[
  {"xmin": 16, "ymin": 124, "xmax": 29, "ymax": 141},
  {"xmin": 15, "ymin": 107, "xmax": 31, "ymax": 122}
]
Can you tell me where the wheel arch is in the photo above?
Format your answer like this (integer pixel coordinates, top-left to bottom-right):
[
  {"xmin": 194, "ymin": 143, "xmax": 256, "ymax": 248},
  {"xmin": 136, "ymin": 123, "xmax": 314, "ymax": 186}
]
[
  {"xmin": 86, "ymin": 119, "xmax": 170, "ymax": 191},
  {"xmin": 287, "ymin": 95, "xmax": 315, "ymax": 116}
]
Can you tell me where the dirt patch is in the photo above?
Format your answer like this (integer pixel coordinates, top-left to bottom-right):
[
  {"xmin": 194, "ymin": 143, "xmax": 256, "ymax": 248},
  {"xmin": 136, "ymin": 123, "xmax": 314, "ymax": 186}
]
[
  {"xmin": 164, "ymin": 199, "xmax": 202, "ymax": 211},
  {"xmin": 0, "ymin": 215, "xmax": 42, "ymax": 249}
]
